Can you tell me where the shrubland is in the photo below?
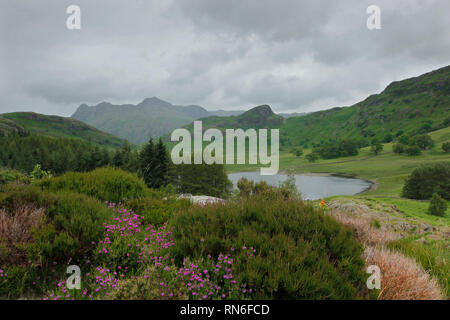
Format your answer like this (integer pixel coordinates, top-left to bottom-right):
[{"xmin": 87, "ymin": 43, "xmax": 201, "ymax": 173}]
[{"xmin": 0, "ymin": 168, "xmax": 371, "ymax": 300}]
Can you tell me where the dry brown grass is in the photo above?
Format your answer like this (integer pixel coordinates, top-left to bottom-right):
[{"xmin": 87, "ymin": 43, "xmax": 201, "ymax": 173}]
[
  {"xmin": 364, "ymin": 246, "xmax": 444, "ymax": 300},
  {"xmin": 331, "ymin": 209, "xmax": 401, "ymax": 246},
  {"xmin": 0, "ymin": 205, "xmax": 44, "ymax": 266},
  {"xmin": 329, "ymin": 204, "xmax": 444, "ymax": 300}
]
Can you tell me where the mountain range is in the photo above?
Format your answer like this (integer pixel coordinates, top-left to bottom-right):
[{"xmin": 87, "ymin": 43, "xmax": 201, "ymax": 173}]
[
  {"xmin": 71, "ymin": 97, "xmax": 306, "ymax": 144},
  {"xmin": 71, "ymin": 97, "xmax": 245, "ymax": 144}
]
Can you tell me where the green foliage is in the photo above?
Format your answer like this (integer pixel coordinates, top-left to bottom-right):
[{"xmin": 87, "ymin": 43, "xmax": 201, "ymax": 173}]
[
  {"xmin": 171, "ymin": 160, "xmax": 232, "ymax": 198},
  {"xmin": 382, "ymin": 133, "xmax": 393, "ymax": 143},
  {"xmin": 168, "ymin": 196, "xmax": 368, "ymax": 299},
  {"xmin": 30, "ymin": 164, "xmax": 52, "ymax": 182},
  {"xmin": 305, "ymin": 153, "xmax": 319, "ymax": 163},
  {"xmin": 370, "ymin": 139, "xmax": 383, "ymax": 155},
  {"xmin": 112, "ymin": 143, "xmax": 139, "ymax": 172},
  {"xmin": 0, "ymin": 184, "xmax": 113, "ymax": 266},
  {"xmin": 0, "ymin": 168, "xmax": 30, "ymax": 185},
  {"xmin": 393, "ymin": 134, "xmax": 433, "ymax": 157},
  {"xmin": 314, "ymin": 139, "xmax": 359, "ymax": 159},
  {"xmin": 236, "ymin": 176, "xmax": 300, "ymax": 200},
  {"xmin": 402, "ymin": 162, "xmax": 450, "ymax": 200},
  {"xmin": 393, "ymin": 143, "xmax": 406, "ymax": 154},
  {"xmin": 442, "ymin": 142, "xmax": 450, "ymax": 153},
  {"xmin": 405, "ymin": 145, "xmax": 422, "ymax": 156},
  {"xmin": 1, "ymin": 112, "xmax": 126, "ymax": 148},
  {"xmin": 289, "ymin": 147, "xmax": 303, "ymax": 157},
  {"xmin": 139, "ymin": 138, "xmax": 170, "ymax": 189},
  {"xmin": 0, "ymin": 133, "xmax": 112, "ymax": 175},
  {"xmin": 412, "ymin": 134, "xmax": 435, "ymax": 150},
  {"xmin": 428, "ymin": 193, "xmax": 448, "ymax": 217},
  {"xmin": 388, "ymin": 238, "xmax": 449, "ymax": 297},
  {"xmin": 124, "ymin": 197, "xmax": 191, "ymax": 226},
  {"xmin": 36, "ymin": 167, "xmax": 148, "ymax": 202}
]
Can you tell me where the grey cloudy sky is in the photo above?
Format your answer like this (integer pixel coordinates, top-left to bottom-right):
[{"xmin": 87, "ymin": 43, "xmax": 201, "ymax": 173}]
[{"xmin": 1, "ymin": 0, "xmax": 449, "ymax": 116}]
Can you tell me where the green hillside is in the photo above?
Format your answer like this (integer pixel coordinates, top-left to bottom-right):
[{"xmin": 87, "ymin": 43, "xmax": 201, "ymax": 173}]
[
  {"xmin": 282, "ymin": 65, "xmax": 450, "ymax": 147},
  {"xmin": 1, "ymin": 112, "xmax": 128, "ymax": 148},
  {"xmin": 168, "ymin": 66, "xmax": 449, "ymax": 151}
]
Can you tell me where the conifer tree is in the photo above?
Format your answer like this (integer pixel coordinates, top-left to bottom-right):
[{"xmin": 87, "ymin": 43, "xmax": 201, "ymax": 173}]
[{"xmin": 139, "ymin": 137, "xmax": 156, "ymax": 188}]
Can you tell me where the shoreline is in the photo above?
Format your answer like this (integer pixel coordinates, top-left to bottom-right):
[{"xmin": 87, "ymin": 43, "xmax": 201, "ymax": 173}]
[{"xmin": 227, "ymin": 170, "xmax": 378, "ymax": 195}]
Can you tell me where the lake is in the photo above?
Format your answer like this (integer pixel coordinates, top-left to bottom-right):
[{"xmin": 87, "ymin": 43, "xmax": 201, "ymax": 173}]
[{"xmin": 228, "ymin": 172, "xmax": 372, "ymax": 200}]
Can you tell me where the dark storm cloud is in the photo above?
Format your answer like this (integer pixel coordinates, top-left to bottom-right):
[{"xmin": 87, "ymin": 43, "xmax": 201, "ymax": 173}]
[{"xmin": 1, "ymin": 0, "xmax": 449, "ymax": 116}]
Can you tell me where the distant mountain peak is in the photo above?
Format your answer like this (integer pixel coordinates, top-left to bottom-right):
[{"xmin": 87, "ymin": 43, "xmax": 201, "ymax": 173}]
[
  {"xmin": 243, "ymin": 105, "xmax": 275, "ymax": 117},
  {"xmin": 138, "ymin": 97, "xmax": 172, "ymax": 107}
]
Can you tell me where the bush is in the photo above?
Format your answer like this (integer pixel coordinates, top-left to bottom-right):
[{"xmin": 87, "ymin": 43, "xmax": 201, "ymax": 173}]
[
  {"xmin": 412, "ymin": 134, "xmax": 434, "ymax": 150},
  {"xmin": 36, "ymin": 167, "xmax": 149, "ymax": 202},
  {"xmin": 405, "ymin": 146, "xmax": 422, "ymax": 156},
  {"xmin": 289, "ymin": 147, "xmax": 303, "ymax": 157},
  {"xmin": 0, "ymin": 168, "xmax": 30, "ymax": 185},
  {"xmin": 30, "ymin": 164, "xmax": 52, "ymax": 182},
  {"xmin": 0, "ymin": 184, "xmax": 113, "ymax": 266},
  {"xmin": 402, "ymin": 162, "xmax": 450, "ymax": 200},
  {"xmin": 124, "ymin": 197, "xmax": 191, "ymax": 226},
  {"xmin": 314, "ymin": 139, "xmax": 359, "ymax": 159},
  {"xmin": 442, "ymin": 142, "xmax": 450, "ymax": 153},
  {"xmin": 305, "ymin": 153, "xmax": 319, "ymax": 163},
  {"xmin": 168, "ymin": 196, "xmax": 368, "ymax": 299},
  {"xmin": 236, "ymin": 177, "xmax": 300, "ymax": 200},
  {"xmin": 393, "ymin": 143, "xmax": 406, "ymax": 154},
  {"xmin": 0, "ymin": 205, "xmax": 44, "ymax": 266},
  {"xmin": 428, "ymin": 193, "xmax": 448, "ymax": 217}
]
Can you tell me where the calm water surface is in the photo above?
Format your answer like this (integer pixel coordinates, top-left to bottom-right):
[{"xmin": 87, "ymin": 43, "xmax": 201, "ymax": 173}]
[{"xmin": 228, "ymin": 172, "xmax": 372, "ymax": 200}]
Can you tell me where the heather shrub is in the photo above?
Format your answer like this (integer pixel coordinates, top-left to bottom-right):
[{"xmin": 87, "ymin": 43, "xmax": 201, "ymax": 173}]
[
  {"xmin": 0, "ymin": 205, "xmax": 44, "ymax": 266},
  {"xmin": 109, "ymin": 265, "xmax": 186, "ymax": 300},
  {"xmin": 0, "ymin": 168, "xmax": 30, "ymax": 185},
  {"xmin": 0, "ymin": 266, "xmax": 38, "ymax": 298},
  {"xmin": 169, "ymin": 196, "xmax": 368, "ymax": 299},
  {"xmin": 0, "ymin": 184, "xmax": 113, "ymax": 265},
  {"xmin": 402, "ymin": 162, "xmax": 450, "ymax": 200},
  {"xmin": 36, "ymin": 167, "xmax": 149, "ymax": 202},
  {"xmin": 124, "ymin": 197, "xmax": 191, "ymax": 226}
]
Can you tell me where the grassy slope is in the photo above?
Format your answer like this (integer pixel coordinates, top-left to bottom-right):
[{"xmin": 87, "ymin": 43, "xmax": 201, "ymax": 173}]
[
  {"xmin": 1, "ymin": 112, "xmax": 128, "ymax": 149},
  {"xmin": 282, "ymin": 65, "xmax": 450, "ymax": 147}
]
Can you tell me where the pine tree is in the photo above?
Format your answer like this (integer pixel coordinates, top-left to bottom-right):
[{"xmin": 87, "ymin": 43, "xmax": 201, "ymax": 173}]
[
  {"xmin": 154, "ymin": 138, "xmax": 169, "ymax": 188},
  {"xmin": 139, "ymin": 137, "xmax": 156, "ymax": 188}
]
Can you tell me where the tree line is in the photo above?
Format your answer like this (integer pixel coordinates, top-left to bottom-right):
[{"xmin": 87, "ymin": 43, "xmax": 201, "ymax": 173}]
[{"xmin": 0, "ymin": 133, "xmax": 232, "ymax": 198}]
